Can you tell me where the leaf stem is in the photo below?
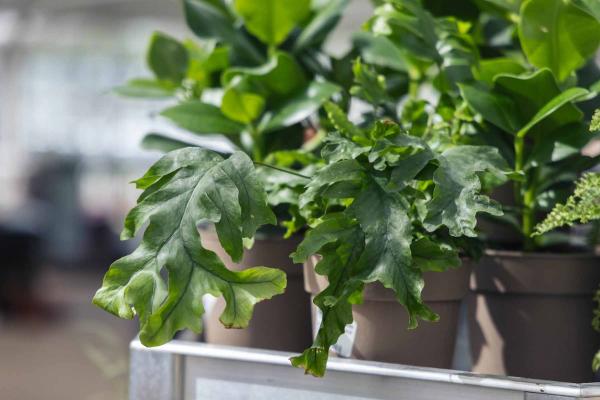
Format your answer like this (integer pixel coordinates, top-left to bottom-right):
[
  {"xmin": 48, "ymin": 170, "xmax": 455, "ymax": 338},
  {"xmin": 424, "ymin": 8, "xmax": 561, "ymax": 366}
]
[
  {"xmin": 248, "ymin": 125, "xmax": 264, "ymax": 162},
  {"xmin": 514, "ymin": 135, "xmax": 535, "ymax": 250},
  {"xmin": 254, "ymin": 162, "xmax": 311, "ymax": 179}
]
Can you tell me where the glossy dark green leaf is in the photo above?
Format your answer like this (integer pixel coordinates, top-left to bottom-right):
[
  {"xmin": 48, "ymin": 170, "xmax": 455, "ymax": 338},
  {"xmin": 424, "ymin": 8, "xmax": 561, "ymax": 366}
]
[
  {"xmin": 475, "ymin": 57, "xmax": 526, "ymax": 85},
  {"xmin": 222, "ymin": 52, "xmax": 307, "ymax": 97},
  {"xmin": 147, "ymin": 32, "xmax": 189, "ymax": 83},
  {"xmin": 369, "ymin": 0, "xmax": 439, "ymax": 62},
  {"xmin": 519, "ymin": 0, "xmax": 600, "ymax": 82},
  {"xmin": 458, "ymin": 82, "xmax": 522, "ymax": 133},
  {"xmin": 184, "ymin": 0, "xmax": 264, "ymax": 64},
  {"xmin": 294, "ymin": 0, "xmax": 350, "ymax": 52},
  {"xmin": 517, "ymin": 87, "xmax": 589, "ymax": 137},
  {"xmin": 424, "ymin": 146, "xmax": 508, "ymax": 237},
  {"xmin": 234, "ymin": 0, "xmax": 311, "ymax": 46},
  {"xmin": 350, "ymin": 183, "xmax": 437, "ymax": 327},
  {"xmin": 94, "ymin": 149, "xmax": 282, "ymax": 346},
  {"xmin": 113, "ymin": 79, "xmax": 176, "ymax": 98},
  {"xmin": 494, "ymin": 70, "xmax": 584, "ymax": 133},
  {"xmin": 352, "ymin": 31, "xmax": 408, "ymax": 72},
  {"xmin": 260, "ymin": 81, "xmax": 340, "ymax": 132},
  {"xmin": 527, "ymin": 123, "xmax": 593, "ymax": 166},
  {"xmin": 411, "ymin": 237, "xmax": 461, "ymax": 272},
  {"xmin": 160, "ymin": 101, "xmax": 245, "ymax": 135},
  {"xmin": 290, "ymin": 215, "xmax": 364, "ymax": 377}
]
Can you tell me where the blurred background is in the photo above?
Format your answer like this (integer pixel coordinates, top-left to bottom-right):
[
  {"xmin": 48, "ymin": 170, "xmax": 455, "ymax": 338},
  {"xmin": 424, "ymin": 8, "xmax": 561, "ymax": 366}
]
[{"xmin": 0, "ymin": 0, "xmax": 370, "ymax": 399}]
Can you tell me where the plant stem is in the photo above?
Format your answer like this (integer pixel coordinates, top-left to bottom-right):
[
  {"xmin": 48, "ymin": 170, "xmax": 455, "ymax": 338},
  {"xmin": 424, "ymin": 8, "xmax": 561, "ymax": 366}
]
[
  {"xmin": 254, "ymin": 162, "xmax": 311, "ymax": 180},
  {"xmin": 522, "ymin": 186, "xmax": 536, "ymax": 251},
  {"xmin": 514, "ymin": 135, "xmax": 535, "ymax": 250},
  {"xmin": 409, "ymin": 80, "xmax": 419, "ymax": 100},
  {"xmin": 248, "ymin": 125, "xmax": 264, "ymax": 162}
]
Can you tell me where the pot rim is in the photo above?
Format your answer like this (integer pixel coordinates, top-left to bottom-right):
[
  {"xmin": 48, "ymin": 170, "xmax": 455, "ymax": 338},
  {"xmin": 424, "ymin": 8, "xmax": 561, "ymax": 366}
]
[{"xmin": 485, "ymin": 249, "xmax": 600, "ymax": 260}]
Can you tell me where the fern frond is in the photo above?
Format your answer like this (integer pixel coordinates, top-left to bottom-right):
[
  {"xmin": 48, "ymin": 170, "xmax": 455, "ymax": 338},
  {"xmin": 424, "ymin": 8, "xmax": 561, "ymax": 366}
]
[
  {"xmin": 592, "ymin": 109, "xmax": 600, "ymax": 132},
  {"xmin": 534, "ymin": 173, "xmax": 600, "ymax": 235}
]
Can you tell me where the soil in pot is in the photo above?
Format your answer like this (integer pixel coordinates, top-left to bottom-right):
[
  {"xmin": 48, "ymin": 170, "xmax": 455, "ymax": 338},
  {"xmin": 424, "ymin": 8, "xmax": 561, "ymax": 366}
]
[
  {"xmin": 201, "ymin": 229, "xmax": 312, "ymax": 352},
  {"xmin": 469, "ymin": 250, "xmax": 600, "ymax": 383},
  {"xmin": 304, "ymin": 256, "xmax": 471, "ymax": 369}
]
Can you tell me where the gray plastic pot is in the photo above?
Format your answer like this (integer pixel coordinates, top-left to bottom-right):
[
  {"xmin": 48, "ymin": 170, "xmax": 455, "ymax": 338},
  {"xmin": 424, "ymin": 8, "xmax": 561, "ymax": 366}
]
[
  {"xmin": 469, "ymin": 250, "xmax": 600, "ymax": 383},
  {"xmin": 201, "ymin": 230, "xmax": 312, "ymax": 352},
  {"xmin": 304, "ymin": 255, "xmax": 471, "ymax": 368}
]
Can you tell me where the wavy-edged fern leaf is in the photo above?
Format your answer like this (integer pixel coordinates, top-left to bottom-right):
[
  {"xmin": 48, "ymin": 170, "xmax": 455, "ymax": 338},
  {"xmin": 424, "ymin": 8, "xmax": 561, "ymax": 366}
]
[{"xmin": 94, "ymin": 148, "xmax": 285, "ymax": 346}]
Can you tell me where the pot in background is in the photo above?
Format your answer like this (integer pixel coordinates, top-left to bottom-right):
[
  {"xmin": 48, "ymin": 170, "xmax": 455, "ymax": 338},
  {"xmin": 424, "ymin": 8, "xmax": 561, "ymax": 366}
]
[
  {"xmin": 469, "ymin": 250, "xmax": 600, "ymax": 383},
  {"xmin": 304, "ymin": 256, "xmax": 471, "ymax": 369},
  {"xmin": 202, "ymin": 230, "xmax": 312, "ymax": 352}
]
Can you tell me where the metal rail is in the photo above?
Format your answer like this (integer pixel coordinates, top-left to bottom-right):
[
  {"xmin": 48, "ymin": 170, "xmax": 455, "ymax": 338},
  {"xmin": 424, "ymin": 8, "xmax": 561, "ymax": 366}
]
[{"xmin": 130, "ymin": 340, "xmax": 600, "ymax": 400}]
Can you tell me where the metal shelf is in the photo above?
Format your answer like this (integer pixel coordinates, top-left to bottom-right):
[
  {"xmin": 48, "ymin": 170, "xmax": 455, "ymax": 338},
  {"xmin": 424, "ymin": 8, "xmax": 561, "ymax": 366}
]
[{"xmin": 130, "ymin": 339, "xmax": 600, "ymax": 400}]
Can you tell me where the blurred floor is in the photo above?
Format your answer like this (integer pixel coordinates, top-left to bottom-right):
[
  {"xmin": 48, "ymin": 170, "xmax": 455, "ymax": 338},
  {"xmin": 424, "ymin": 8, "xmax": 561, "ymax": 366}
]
[{"xmin": 0, "ymin": 265, "xmax": 137, "ymax": 400}]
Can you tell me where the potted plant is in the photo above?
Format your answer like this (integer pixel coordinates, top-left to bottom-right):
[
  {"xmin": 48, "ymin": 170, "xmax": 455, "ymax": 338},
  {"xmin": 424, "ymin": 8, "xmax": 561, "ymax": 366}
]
[
  {"xmin": 101, "ymin": 0, "xmax": 350, "ymax": 352},
  {"xmin": 534, "ymin": 110, "xmax": 600, "ymax": 374},
  {"xmin": 352, "ymin": 0, "xmax": 600, "ymax": 381},
  {"xmin": 289, "ymin": 101, "xmax": 510, "ymax": 376},
  {"xmin": 452, "ymin": 0, "xmax": 600, "ymax": 382}
]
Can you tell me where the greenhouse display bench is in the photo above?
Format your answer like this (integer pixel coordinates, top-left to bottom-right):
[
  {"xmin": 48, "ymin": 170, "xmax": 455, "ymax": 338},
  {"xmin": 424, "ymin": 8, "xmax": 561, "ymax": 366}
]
[{"xmin": 129, "ymin": 339, "xmax": 600, "ymax": 400}]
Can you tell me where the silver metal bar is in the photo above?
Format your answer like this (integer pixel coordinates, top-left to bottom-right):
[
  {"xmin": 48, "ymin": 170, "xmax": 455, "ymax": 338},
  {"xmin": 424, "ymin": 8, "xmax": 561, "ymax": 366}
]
[
  {"xmin": 130, "ymin": 340, "xmax": 600, "ymax": 400},
  {"xmin": 130, "ymin": 342, "xmax": 183, "ymax": 400}
]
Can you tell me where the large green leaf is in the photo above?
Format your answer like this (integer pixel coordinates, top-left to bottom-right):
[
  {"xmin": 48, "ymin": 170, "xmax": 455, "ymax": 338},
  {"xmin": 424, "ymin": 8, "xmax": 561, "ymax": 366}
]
[
  {"xmin": 494, "ymin": 70, "xmax": 585, "ymax": 133},
  {"xmin": 411, "ymin": 237, "xmax": 461, "ymax": 272},
  {"xmin": 517, "ymin": 87, "xmax": 589, "ymax": 137},
  {"xmin": 460, "ymin": 69, "xmax": 586, "ymax": 136},
  {"xmin": 294, "ymin": 0, "xmax": 350, "ymax": 52},
  {"xmin": 147, "ymin": 32, "xmax": 189, "ymax": 83},
  {"xmin": 519, "ymin": 0, "xmax": 600, "ymax": 82},
  {"xmin": 350, "ymin": 183, "xmax": 437, "ymax": 327},
  {"xmin": 221, "ymin": 85, "xmax": 266, "ymax": 124},
  {"xmin": 458, "ymin": 82, "xmax": 522, "ymax": 133},
  {"xmin": 184, "ymin": 0, "xmax": 264, "ymax": 64},
  {"xmin": 260, "ymin": 81, "xmax": 340, "ymax": 132},
  {"xmin": 234, "ymin": 0, "xmax": 311, "ymax": 46},
  {"xmin": 352, "ymin": 31, "xmax": 408, "ymax": 72},
  {"xmin": 474, "ymin": 57, "xmax": 526, "ymax": 85},
  {"xmin": 290, "ymin": 215, "xmax": 364, "ymax": 377},
  {"xmin": 369, "ymin": 0, "xmax": 439, "ymax": 62},
  {"xmin": 160, "ymin": 101, "xmax": 245, "ymax": 135},
  {"xmin": 94, "ymin": 149, "xmax": 283, "ymax": 346},
  {"xmin": 424, "ymin": 146, "xmax": 508, "ymax": 237},
  {"xmin": 222, "ymin": 52, "xmax": 307, "ymax": 97}
]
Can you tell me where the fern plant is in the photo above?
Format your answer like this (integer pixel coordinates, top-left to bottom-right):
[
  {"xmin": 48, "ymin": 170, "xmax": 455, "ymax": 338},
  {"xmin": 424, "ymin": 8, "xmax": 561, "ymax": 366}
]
[
  {"xmin": 533, "ymin": 172, "xmax": 600, "ymax": 238},
  {"xmin": 534, "ymin": 110, "xmax": 600, "ymax": 372}
]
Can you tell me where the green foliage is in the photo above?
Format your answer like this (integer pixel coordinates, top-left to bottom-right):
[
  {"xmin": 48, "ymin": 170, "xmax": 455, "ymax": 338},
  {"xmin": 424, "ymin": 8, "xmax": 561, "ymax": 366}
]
[
  {"xmin": 234, "ymin": 0, "xmax": 311, "ymax": 46},
  {"xmin": 116, "ymin": 0, "xmax": 348, "ymax": 163},
  {"xmin": 290, "ymin": 115, "xmax": 509, "ymax": 376},
  {"xmin": 519, "ymin": 0, "xmax": 600, "ymax": 82},
  {"xmin": 147, "ymin": 32, "xmax": 189, "ymax": 83},
  {"xmin": 102, "ymin": 0, "xmax": 600, "ymax": 377},
  {"xmin": 355, "ymin": 0, "xmax": 600, "ymax": 251},
  {"xmin": 534, "ymin": 173, "xmax": 600, "ymax": 236},
  {"xmin": 94, "ymin": 149, "xmax": 285, "ymax": 346}
]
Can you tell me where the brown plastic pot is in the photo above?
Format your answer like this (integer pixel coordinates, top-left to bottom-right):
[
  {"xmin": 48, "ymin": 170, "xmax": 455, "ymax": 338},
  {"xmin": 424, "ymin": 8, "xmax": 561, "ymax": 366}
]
[
  {"xmin": 304, "ymin": 256, "xmax": 471, "ymax": 368},
  {"xmin": 469, "ymin": 250, "xmax": 600, "ymax": 383},
  {"xmin": 201, "ymin": 230, "xmax": 312, "ymax": 352}
]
